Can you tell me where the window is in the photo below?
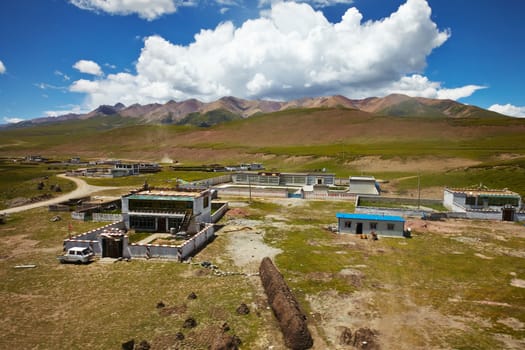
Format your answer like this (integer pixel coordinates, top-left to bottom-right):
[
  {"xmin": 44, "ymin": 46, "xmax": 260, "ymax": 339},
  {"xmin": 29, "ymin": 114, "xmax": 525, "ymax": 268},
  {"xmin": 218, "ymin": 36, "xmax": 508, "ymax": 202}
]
[
  {"xmin": 387, "ymin": 223, "xmax": 395, "ymax": 230},
  {"xmin": 370, "ymin": 222, "xmax": 377, "ymax": 230},
  {"xmin": 130, "ymin": 216, "xmax": 155, "ymax": 230},
  {"xmin": 344, "ymin": 221, "xmax": 352, "ymax": 228},
  {"xmin": 203, "ymin": 196, "xmax": 209, "ymax": 208}
]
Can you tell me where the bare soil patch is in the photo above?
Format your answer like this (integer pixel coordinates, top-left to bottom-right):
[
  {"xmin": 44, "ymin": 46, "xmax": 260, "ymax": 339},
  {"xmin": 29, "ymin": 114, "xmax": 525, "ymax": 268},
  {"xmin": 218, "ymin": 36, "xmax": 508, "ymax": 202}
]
[
  {"xmin": 225, "ymin": 227, "xmax": 282, "ymax": 271},
  {"xmin": 349, "ymin": 156, "xmax": 480, "ymax": 173}
]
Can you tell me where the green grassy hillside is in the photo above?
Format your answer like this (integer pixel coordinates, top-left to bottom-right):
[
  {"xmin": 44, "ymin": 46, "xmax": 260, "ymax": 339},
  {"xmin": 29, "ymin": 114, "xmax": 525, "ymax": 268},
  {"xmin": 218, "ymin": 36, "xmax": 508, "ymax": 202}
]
[{"xmin": 1, "ymin": 107, "xmax": 524, "ymax": 197}]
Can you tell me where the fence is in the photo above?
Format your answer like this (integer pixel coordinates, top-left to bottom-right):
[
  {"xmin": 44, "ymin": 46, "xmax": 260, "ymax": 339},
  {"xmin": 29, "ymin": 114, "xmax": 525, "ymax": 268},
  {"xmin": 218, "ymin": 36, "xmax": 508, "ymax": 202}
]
[
  {"xmin": 180, "ymin": 174, "xmax": 232, "ymax": 189},
  {"xmin": 304, "ymin": 191, "xmax": 356, "ymax": 201},
  {"xmin": 211, "ymin": 202, "xmax": 229, "ymax": 223},
  {"xmin": 216, "ymin": 186, "xmax": 289, "ymax": 198},
  {"xmin": 127, "ymin": 224, "xmax": 215, "ymax": 260},
  {"xmin": 63, "ymin": 221, "xmax": 126, "ymax": 254},
  {"xmin": 92, "ymin": 213, "xmax": 122, "ymax": 222}
]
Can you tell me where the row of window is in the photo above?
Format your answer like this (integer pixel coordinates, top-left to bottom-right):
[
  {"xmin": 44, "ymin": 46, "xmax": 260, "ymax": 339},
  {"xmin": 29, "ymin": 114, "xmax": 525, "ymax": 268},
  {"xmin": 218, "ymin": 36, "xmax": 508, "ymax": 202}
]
[{"xmin": 343, "ymin": 221, "xmax": 396, "ymax": 231}]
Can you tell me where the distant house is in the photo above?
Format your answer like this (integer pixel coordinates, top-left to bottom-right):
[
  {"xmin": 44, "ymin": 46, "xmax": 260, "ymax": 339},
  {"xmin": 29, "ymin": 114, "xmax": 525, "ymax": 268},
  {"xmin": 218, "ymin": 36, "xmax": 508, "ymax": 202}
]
[
  {"xmin": 121, "ymin": 188, "xmax": 211, "ymax": 234},
  {"xmin": 444, "ymin": 186, "xmax": 522, "ymax": 221},
  {"xmin": 25, "ymin": 155, "xmax": 47, "ymax": 162},
  {"xmin": 232, "ymin": 172, "xmax": 335, "ymax": 187},
  {"xmin": 113, "ymin": 162, "xmax": 160, "ymax": 177},
  {"xmin": 336, "ymin": 212, "xmax": 405, "ymax": 237},
  {"xmin": 348, "ymin": 176, "xmax": 380, "ymax": 196},
  {"xmin": 113, "ymin": 163, "xmax": 140, "ymax": 176}
]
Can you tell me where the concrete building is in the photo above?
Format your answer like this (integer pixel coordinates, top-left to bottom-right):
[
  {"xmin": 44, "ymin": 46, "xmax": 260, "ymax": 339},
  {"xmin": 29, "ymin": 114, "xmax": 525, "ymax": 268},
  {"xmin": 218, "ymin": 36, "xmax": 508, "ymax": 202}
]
[
  {"xmin": 232, "ymin": 172, "xmax": 335, "ymax": 187},
  {"xmin": 336, "ymin": 213, "xmax": 405, "ymax": 237},
  {"xmin": 444, "ymin": 187, "xmax": 522, "ymax": 221},
  {"xmin": 121, "ymin": 188, "xmax": 211, "ymax": 234},
  {"xmin": 348, "ymin": 176, "xmax": 380, "ymax": 195}
]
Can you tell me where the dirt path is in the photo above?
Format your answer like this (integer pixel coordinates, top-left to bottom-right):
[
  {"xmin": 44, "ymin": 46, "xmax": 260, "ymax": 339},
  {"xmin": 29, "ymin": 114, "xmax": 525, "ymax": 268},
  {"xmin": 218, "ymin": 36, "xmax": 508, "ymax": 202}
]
[{"xmin": 0, "ymin": 174, "xmax": 119, "ymax": 215}]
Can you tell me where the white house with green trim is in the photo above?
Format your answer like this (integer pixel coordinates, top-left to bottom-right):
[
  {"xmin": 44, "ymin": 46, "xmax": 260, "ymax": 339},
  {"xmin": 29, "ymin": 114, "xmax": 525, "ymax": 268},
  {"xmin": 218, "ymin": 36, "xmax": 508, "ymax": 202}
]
[{"xmin": 121, "ymin": 188, "xmax": 211, "ymax": 234}]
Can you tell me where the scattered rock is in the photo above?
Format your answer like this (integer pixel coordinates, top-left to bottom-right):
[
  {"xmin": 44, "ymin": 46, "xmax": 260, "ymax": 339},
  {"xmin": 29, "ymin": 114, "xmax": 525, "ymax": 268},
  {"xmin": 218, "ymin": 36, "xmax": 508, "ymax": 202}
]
[
  {"xmin": 510, "ymin": 278, "xmax": 525, "ymax": 288},
  {"xmin": 156, "ymin": 301, "xmax": 165, "ymax": 309},
  {"xmin": 236, "ymin": 303, "xmax": 250, "ymax": 315},
  {"xmin": 159, "ymin": 303, "xmax": 187, "ymax": 316},
  {"xmin": 135, "ymin": 340, "xmax": 151, "ymax": 350},
  {"xmin": 50, "ymin": 215, "xmax": 61, "ymax": 222},
  {"xmin": 339, "ymin": 327, "xmax": 352, "ymax": 345},
  {"xmin": 187, "ymin": 291, "xmax": 197, "ymax": 300},
  {"xmin": 183, "ymin": 317, "xmax": 197, "ymax": 329},
  {"xmin": 175, "ymin": 332, "xmax": 185, "ymax": 340},
  {"xmin": 221, "ymin": 322, "xmax": 231, "ymax": 332},
  {"xmin": 121, "ymin": 339, "xmax": 134, "ymax": 350},
  {"xmin": 353, "ymin": 327, "xmax": 379, "ymax": 349},
  {"xmin": 210, "ymin": 334, "xmax": 242, "ymax": 350}
]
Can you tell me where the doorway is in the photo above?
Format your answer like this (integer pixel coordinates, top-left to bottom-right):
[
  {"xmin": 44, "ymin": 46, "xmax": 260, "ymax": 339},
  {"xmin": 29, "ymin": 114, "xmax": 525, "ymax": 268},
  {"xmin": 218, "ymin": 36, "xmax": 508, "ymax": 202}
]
[
  {"xmin": 502, "ymin": 206, "xmax": 516, "ymax": 221},
  {"xmin": 157, "ymin": 217, "xmax": 166, "ymax": 232},
  {"xmin": 102, "ymin": 236, "xmax": 123, "ymax": 258},
  {"xmin": 356, "ymin": 222, "xmax": 363, "ymax": 235}
]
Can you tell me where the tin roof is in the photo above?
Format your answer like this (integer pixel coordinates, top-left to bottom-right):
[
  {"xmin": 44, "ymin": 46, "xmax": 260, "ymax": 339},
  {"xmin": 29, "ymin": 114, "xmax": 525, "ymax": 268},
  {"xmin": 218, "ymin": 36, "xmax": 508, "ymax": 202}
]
[
  {"xmin": 336, "ymin": 212, "xmax": 405, "ymax": 222},
  {"xmin": 446, "ymin": 187, "xmax": 520, "ymax": 198}
]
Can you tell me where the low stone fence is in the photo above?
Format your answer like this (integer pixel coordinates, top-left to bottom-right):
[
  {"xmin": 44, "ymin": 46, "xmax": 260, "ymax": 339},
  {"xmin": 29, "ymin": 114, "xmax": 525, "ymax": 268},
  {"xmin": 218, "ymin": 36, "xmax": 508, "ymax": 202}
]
[
  {"xmin": 216, "ymin": 186, "xmax": 289, "ymax": 198},
  {"xmin": 355, "ymin": 206, "xmax": 430, "ymax": 218},
  {"xmin": 180, "ymin": 174, "xmax": 232, "ymax": 189},
  {"xmin": 63, "ymin": 222, "xmax": 126, "ymax": 254},
  {"xmin": 127, "ymin": 224, "xmax": 215, "ymax": 260},
  {"xmin": 211, "ymin": 202, "xmax": 229, "ymax": 223},
  {"xmin": 92, "ymin": 213, "xmax": 122, "ymax": 222},
  {"xmin": 71, "ymin": 211, "xmax": 86, "ymax": 221},
  {"xmin": 304, "ymin": 191, "xmax": 356, "ymax": 201}
]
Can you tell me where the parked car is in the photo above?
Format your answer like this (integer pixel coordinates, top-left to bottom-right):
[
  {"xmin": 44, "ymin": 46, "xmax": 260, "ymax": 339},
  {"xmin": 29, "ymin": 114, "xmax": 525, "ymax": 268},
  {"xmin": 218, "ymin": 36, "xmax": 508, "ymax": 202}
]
[{"xmin": 57, "ymin": 247, "xmax": 95, "ymax": 264}]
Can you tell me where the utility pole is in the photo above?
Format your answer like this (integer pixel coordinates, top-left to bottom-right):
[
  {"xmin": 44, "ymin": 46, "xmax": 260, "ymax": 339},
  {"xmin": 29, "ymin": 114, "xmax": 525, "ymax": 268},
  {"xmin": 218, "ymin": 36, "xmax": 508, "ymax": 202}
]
[
  {"xmin": 248, "ymin": 174, "xmax": 252, "ymax": 203},
  {"xmin": 417, "ymin": 173, "xmax": 421, "ymax": 210}
]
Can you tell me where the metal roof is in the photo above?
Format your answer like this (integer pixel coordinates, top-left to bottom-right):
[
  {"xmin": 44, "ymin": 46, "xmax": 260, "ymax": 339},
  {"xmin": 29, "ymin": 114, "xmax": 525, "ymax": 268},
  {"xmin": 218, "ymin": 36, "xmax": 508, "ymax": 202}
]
[
  {"xmin": 446, "ymin": 187, "xmax": 520, "ymax": 198},
  {"xmin": 127, "ymin": 194, "xmax": 195, "ymax": 201},
  {"xmin": 336, "ymin": 212, "xmax": 405, "ymax": 222}
]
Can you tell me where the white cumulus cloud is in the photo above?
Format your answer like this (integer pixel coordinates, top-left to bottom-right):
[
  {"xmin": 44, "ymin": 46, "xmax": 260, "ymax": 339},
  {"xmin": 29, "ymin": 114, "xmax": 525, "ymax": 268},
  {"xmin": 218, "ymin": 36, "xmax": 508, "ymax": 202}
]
[
  {"xmin": 488, "ymin": 104, "xmax": 525, "ymax": 118},
  {"xmin": 73, "ymin": 60, "xmax": 103, "ymax": 76},
  {"xmin": 70, "ymin": 0, "xmax": 178, "ymax": 20},
  {"xmin": 260, "ymin": 0, "xmax": 354, "ymax": 7},
  {"xmin": 3, "ymin": 117, "xmax": 23, "ymax": 124},
  {"xmin": 0, "ymin": 60, "xmax": 6, "ymax": 74},
  {"xmin": 70, "ymin": 0, "xmax": 482, "ymax": 109}
]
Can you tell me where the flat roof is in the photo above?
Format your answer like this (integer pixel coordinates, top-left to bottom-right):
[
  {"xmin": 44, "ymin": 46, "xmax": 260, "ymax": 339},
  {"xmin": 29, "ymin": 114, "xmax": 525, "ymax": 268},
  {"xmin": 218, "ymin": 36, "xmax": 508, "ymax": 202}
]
[
  {"xmin": 126, "ymin": 189, "xmax": 206, "ymax": 201},
  {"xmin": 336, "ymin": 212, "xmax": 405, "ymax": 222},
  {"xmin": 446, "ymin": 188, "xmax": 520, "ymax": 198},
  {"xmin": 350, "ymin": 176, "xmax": 376, "ymax": 181}
]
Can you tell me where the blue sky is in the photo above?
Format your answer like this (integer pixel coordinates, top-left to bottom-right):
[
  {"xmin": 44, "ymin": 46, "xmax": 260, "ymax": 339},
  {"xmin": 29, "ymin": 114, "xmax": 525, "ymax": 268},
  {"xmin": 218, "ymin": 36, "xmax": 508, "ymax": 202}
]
[{"xmin": 1, "ymin": 0, "xmax": 524, "ymax": 123}]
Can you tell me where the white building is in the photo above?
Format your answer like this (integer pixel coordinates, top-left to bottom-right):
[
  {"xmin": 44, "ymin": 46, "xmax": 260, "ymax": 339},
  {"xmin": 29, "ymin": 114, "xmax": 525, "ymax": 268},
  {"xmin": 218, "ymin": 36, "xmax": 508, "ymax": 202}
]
[
  {"xmin": 121, "ymin": 188, "xmax": 211, "ymax": 234},
  {"xmin": 336, "ymin": 213, "xmax": 405, "ymax": 237},
  {"xmin": 444, "ymin": 187, "xmax": 522, "ymax": 221},
  {"xmin": 348, "ymin": 176, "xmax": 380, "ymax": 196}
]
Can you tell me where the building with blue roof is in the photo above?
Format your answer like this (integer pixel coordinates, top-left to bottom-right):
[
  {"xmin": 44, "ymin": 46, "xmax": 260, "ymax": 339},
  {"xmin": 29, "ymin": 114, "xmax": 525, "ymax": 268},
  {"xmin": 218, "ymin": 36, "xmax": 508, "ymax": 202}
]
[{"xmin": 336, "ymin": 212, "xmax": 406, "ymax": 237}]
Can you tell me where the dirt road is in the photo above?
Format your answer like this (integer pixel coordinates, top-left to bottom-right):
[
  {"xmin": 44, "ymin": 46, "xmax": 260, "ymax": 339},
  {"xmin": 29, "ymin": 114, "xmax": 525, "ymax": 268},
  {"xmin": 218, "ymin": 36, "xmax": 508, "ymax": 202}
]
[{"xmin": 0, "ymin": 174, "xmax": 119, "ymax": 215}]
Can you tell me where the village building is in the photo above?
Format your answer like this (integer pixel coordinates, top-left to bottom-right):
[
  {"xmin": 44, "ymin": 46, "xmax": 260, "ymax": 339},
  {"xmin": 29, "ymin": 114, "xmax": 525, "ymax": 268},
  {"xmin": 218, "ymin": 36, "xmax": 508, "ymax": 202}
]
[
  {"xmin": 121, "ymin": 187, "xmax": 212, "ymax": 234},
  {"xmin": 348, "ymin": 176, "xmax": 380, "ymax": 196},
  {"xmin": 232, "ymin": 171, "xmax": 335, "ymax": 187},
  {"xmin": 336, "ymin": 212, "xmax": 406, "ymax": 237},
  {"xmin": 444, "ymin": 186, "xmax": 523, "ymax": 221}
]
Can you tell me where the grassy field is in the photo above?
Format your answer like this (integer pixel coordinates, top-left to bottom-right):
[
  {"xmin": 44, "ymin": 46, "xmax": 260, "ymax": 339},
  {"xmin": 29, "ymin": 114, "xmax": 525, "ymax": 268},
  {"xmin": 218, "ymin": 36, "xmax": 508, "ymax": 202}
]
[
  {"xmin": 0, "ymin": 107, "xmax": 524, "ymax": 348},
  {"xmin": 0, "ymin": 160, "xmax": 76, "ymax": 210},
  {"xmin": 1, "ymin": 198, "xmax": 524, "ymax": 349}
]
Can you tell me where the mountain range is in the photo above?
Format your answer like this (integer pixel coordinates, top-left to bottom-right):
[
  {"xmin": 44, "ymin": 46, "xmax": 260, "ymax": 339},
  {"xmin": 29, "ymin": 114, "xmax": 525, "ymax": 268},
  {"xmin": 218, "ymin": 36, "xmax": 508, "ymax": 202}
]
[{"xmin": 8, "ymin": 94, "xmax": 507, "ymax": 128}]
